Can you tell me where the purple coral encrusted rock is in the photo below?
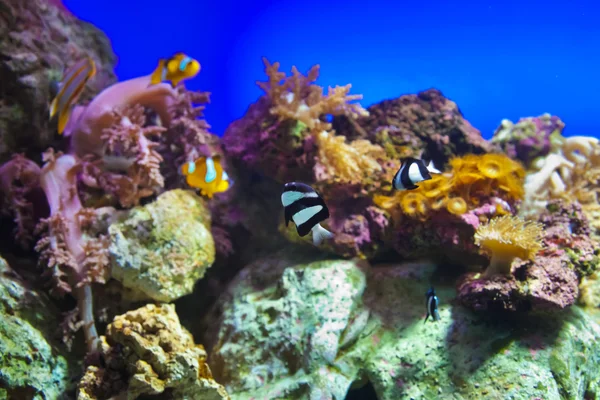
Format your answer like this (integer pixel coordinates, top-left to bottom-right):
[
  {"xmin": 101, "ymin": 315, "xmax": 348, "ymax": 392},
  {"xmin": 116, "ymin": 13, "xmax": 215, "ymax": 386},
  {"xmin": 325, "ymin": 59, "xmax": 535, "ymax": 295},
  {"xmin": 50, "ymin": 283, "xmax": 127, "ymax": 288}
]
[
  {"xmin": 0, "ymin": 0, "xmax": 117, "ymax": 161},
  {"xmin": 332, "ymin": 88, "xmax": 496, "ymax": 166},
  {"xmin": 457, "ymin": 199, "xmax": 598, "ymax": 312},
  {"xmin": 491, "ymin": 114, "xmax": 565, "ymax": 166}
]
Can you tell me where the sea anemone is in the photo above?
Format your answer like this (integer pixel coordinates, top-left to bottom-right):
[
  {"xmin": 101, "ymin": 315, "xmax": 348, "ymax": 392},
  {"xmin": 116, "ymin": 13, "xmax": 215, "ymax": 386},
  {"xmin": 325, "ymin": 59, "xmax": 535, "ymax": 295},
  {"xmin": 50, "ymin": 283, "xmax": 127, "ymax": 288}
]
[
  {"xmin": 474, "ymin": 215, "xmax": 544, "ymax": 278},
  {"xmin": 446, "ymin": 197, "xmax": 468, "ymax": 215}
]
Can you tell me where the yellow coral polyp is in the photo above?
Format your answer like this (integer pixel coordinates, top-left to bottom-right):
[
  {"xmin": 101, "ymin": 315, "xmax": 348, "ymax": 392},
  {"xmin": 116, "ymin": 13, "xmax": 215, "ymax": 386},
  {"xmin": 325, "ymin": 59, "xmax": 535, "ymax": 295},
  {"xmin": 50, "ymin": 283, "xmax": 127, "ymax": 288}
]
[
  {"xmin": 377, "ymin": 153, "xmax": 525, "ymax": 222},
  {"xmin": 400, "ymin": 192, "xmax": 428, "ymax": 217},
  {"xmin": 477, "ymin": 155, "xmax": 505, "ymax": 179},
  {"xmin": 474, "ymin": 215, "xmax": 544, "ymax": 278},
  {"xmin": 446, "ymin": 197, "xmax": 468, "ymax": 215}
]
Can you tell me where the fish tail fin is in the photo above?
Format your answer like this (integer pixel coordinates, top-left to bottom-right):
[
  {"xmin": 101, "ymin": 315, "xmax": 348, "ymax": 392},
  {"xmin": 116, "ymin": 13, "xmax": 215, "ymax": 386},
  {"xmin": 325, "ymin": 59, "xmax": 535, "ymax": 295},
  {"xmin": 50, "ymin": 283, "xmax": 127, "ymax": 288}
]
[
  {"xmin": 433, "ymin": 309, "xmax": 441, "ymax": 321},
  {"xmin": 312, "ymin": 224, "xmax": 334, "ymax": 246},
  {"xmin": 149, "ymin": 60, "xmax": 165, "ymax": 85},
  {"xmin": 427, "ymin": 160, "xmax": 441, "ymax": 174},
  {"xmin": 57, "ymin": 106, "xmax": 72, "ymax": 135}
]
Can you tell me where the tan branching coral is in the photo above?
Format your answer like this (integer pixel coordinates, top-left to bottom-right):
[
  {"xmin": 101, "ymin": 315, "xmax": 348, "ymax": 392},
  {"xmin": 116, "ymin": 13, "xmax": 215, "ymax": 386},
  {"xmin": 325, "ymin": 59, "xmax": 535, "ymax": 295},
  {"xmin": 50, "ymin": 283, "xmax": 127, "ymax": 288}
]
[
  {"xmin": 313, "ymin": 130, "xmax": 386, "ymax": 183},
  {"xmin": 474, "ymin": 215, "xmax": 544, "ymax": 278},
  {"xmin": 258, "ymin": 58, "xmax": 368, "ymax": 132},
  {"xmin": 256, "ymin": 58, "xmax": 385, "ymax": 184},
  {"xmin": 77, "ymin": 303, "xmax": 230, "ymax": 400}
]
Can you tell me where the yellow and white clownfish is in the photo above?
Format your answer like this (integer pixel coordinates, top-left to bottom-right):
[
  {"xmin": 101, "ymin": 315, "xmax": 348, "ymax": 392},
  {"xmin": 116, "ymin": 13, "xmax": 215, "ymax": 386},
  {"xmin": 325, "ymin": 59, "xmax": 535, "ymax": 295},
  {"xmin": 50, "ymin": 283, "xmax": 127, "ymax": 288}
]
[
  {"xmin": 181, "ymin": 155, "xmax": 230, "ymax": 198},
  {"xmin": 149, "ymin": 53, "xmax": 200, "ymax": 88},
  {"xmin": 49, "ymin": 57, "xmax": 96, "ymax": 134}
]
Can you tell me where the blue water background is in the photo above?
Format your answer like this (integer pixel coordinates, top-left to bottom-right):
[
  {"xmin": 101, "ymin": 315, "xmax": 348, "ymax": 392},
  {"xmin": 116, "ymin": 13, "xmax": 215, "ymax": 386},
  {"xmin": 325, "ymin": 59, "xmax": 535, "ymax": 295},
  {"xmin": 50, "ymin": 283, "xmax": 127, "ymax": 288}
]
[{"xmin": 63, "ymin": 0, "xmax": 599, "ymax": 139}]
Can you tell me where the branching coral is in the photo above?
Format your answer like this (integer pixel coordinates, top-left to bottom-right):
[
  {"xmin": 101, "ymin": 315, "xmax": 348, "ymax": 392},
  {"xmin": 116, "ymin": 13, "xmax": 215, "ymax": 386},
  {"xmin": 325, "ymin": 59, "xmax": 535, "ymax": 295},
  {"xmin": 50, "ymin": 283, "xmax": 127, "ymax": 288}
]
[
  {"xmin": 374, "ymin": 153, "xmax": 525, "ymax": 222},
  {"xmin": 34, "ymin": 150, "xmax": 110, "ymax": 352},
  {"xmin": 0, "ymin": 154, "xmax": 42, "ymax": 247},
  {"xmin": 474, "ymin": 215, "xmax": 543, "ymax": 278},
  {"xmin": 159, "ymin": 86, "xmax": 222, "ymax": 188},
  {"xmin": 223, "ymin": 58, "xmax": 385, "ymax": 185}
]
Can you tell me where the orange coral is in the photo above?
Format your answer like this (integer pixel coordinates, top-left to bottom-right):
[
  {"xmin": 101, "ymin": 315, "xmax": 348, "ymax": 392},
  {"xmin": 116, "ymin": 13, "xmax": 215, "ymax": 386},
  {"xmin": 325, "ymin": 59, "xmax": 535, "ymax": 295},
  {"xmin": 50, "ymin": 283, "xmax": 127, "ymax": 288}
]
[{"xmin": 374, "ymin": 153, "xmax": 525, "ymax": 221}]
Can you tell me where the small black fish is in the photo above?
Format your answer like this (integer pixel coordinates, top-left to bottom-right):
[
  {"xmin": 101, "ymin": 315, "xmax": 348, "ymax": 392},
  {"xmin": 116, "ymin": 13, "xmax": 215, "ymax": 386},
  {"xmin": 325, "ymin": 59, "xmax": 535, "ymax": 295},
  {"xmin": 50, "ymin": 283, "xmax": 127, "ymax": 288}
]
[
  {"xmin": 281, "ymin": 182, "xmax": 334, "ymax": 246},
  {"xmin": 392, "ymin": 157, "xmax": 435, "ymax": 190},
  {"xmin": 425, "ymin": 287, "xmax": 441, "ymax": 323}
]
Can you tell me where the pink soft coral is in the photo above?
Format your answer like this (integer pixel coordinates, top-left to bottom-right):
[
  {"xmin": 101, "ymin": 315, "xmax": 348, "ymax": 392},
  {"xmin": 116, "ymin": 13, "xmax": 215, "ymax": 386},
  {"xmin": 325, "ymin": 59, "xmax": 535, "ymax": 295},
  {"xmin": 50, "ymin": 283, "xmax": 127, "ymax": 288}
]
[{"xmin": 34, "ymin": 150, "xmax": 109, "ymax": 352}]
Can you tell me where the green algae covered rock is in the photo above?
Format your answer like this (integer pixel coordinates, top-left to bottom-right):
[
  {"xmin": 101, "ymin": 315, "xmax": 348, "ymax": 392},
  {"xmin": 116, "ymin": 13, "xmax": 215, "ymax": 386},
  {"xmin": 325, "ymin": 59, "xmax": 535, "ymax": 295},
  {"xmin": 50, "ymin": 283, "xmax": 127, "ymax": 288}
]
[
  {"xmin": 0, "ymin": 257, "xmax": 75, "ymax": 399},
  {"xmin": 206, "ymin": 248, "xmax": 369, "ymax": 400},
  {"xmin": 207, "ymin": 253, "xmax": 600, "ymax": 400},
  {"xmin": 109, "ymin": 189, "xmax": 215, "ymax": 302},
  {"xmin": 362, "ymin": 263, "xmax": 600, "ymax": 400}
]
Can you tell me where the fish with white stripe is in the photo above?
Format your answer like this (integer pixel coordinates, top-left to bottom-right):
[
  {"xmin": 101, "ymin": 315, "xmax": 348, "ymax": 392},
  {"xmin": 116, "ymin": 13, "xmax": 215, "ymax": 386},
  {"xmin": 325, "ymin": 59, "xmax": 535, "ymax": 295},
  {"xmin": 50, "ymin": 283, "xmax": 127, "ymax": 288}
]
[
  {"xmin": 392, "ymin": 157, "xmax": 439, "ymax": 190},
  {"xmin": 425, "ymin": 287, "xmax": 441, "ymax": 323},
  {"xmin": 281, "ymin": 182, "xmax": 334, "ymax": 246}
]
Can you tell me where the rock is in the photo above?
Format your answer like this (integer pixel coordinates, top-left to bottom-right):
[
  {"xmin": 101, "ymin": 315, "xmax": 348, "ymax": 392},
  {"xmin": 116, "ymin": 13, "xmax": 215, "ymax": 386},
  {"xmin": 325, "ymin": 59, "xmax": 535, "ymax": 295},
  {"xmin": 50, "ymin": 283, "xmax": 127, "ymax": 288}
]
[
  {"xmin": 491, "ymin": 114, "xmax": 565, "ymax": 167},
  {"xmin": 0, "ymin": 0, "xmax": 117, "ymax": 162},
  {"xmin": 109, "ymin": 189, "xmax": 215, "ymax": 302},
  {"xmin": 362, "ymin": 263, "xmax": 600, "ymax": 400},
  {"xmin": 332, "ymin": 88, "xmax": 496, "ymax": 167},
  {"xmin": 77, "ymin": 303, "xmax": 229, "ymax": 400},
  {"xmin": 206, "ymin": 252, "xmax": 600, "ymax": 399},
  {"xmin": 457, "ymin": 199, "xmax": 600, "ymax": 312},
  {"xmin": 0, "ymin": 256, "xmax": 76, "ymax": 399},
  {"xmin": 580, "ymin": 271, "xmax": 600, "ymax": 308},
  {"xmin": 205, "ymin": 248, "xmax": 369, "ymax": 399}
]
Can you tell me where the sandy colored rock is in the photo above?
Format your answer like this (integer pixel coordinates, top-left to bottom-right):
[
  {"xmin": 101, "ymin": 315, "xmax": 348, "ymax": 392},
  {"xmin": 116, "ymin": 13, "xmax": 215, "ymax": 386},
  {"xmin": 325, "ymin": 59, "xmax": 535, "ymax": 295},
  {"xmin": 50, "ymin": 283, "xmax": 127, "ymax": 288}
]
[
  {"xmin": 109, "ymin": 189, "xmax": 215, "ymax": 302},
  {"xmin": 77, "ymin": 303, "xmax": 229, "ymax": 400}
]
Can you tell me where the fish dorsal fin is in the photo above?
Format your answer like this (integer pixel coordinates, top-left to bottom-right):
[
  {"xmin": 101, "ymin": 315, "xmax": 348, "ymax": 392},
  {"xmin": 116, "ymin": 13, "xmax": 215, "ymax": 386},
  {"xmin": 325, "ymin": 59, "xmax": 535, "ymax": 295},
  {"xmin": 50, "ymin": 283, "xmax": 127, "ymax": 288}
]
[{"xmin": 204, "ymin": 157, "xmax": 217, "ymax": 183}]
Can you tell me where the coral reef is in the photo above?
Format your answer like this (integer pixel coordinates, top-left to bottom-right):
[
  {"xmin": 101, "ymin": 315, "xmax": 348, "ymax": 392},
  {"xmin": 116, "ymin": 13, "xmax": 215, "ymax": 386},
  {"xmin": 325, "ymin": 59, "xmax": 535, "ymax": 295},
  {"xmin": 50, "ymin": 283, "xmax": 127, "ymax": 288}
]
[
  {"xmin": 373, "ymin": 153, "xmax": 525, "ymax": 263},
  {"xmin": 0, "ymin": 0, "xmax": 117, "ymax": 161},
  {"xmin": 491, "ymin": 113, "xmax": 565, "ymax": 166},
  {"xmin": 458, "ymin": 199, "xmax": 599, "ymax": 312},
  {"xmin": 109, "ymin": 189, "xmax": 215, "ymax": 302},
  {"xmin": 77, "ymin": 303, "xmax": 229, "ymax": 400},
  {"xmin": 332, "ymin": 88, "xmax": 496, "ymax": 166},
  {"xmin": 205, "ymin": 252, "xmax": 600, "ymax": 400},
  {"xmin": 0, "ymin": 256, "xmax": 76, "ymax": 398}
]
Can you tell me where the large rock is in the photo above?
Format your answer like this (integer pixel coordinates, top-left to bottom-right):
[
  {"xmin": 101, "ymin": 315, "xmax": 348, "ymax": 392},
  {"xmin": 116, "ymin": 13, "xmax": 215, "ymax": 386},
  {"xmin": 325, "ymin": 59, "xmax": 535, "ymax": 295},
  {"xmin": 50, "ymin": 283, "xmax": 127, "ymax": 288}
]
[
  {"xmin": 206, "ymin": 252, "xmax": 600, "ymax": 400},
  {"xmin": 205, "ymin": 248, "xmax": 369, "ymax": 399},
  {"xmin": 0, "ymin": 256, "xmax": 76, "ymax": 399},
  {"xmin": 332, "ymin": 88, "xmax": 496, "ymax": 166},
  {"xmin": 109, "ymin": 190, "xmax": 215, "ymax": 302},
  {"xmin": 0, "ymin": 0, "xmax": 117, "ymax": 161}
]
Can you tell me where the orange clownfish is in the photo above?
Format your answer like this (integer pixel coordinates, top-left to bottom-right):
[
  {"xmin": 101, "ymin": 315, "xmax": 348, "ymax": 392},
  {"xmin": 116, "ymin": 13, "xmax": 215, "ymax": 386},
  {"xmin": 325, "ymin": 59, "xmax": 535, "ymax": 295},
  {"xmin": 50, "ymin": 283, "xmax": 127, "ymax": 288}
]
[
  {"xmin": 181, "ymin": 155, "xmax": 230, "ymax": 198},
  {"xmin": 49, "ymin": 57, "xmax": 96, "ymax": 134},
  {"xmin": 150, "ymin": 53, "xmax": 200, "ymax": 88}
]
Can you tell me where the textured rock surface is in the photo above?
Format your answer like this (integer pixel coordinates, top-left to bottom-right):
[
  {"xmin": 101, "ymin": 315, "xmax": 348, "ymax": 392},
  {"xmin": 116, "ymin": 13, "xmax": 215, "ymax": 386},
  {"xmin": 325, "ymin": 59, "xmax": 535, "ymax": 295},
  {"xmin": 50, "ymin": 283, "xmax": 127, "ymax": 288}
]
[
  {"xmin": 77, "ymin": 303, "xmax": 229, "ymax": 400},
  {"xmin": 491, "ymin": 113, "xmax": 565, "ymax": 167},
  {"xmin": 0, "ymin": 0, "xmax": 117, "ymax": 161},
  {"xmin": 0, "ymin": 256, "xmax": 75, "ymax": 399},
  {"xmin": 109, "ymin": 189, "xmax": 215, "ymax": 302},
  {"xmin": 458, "ymin": 200, "xmax": 599, "ymax": 312},
  {"xmin": 332, "ymin": 88, "xmax": 496, "ymax": 166},
  {"xmin": 206, "ymin": 252, "xmax": 600, "ymax": 400},
  {"xmin": 205, "ymin": 248, "xmax": 369, "ymax": 399}
]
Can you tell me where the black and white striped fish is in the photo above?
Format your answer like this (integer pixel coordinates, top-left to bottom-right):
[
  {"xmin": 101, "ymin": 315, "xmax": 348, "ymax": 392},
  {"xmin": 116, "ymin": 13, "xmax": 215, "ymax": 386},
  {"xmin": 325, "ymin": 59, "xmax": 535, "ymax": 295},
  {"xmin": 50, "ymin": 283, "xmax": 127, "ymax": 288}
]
[
  {"xmin": 425, "ymin": 287, "xmax": 441, "ymax": 323},
  {"xmin": 392, "ymin": 157, "xmax": 438, "ymax": 190},
  {"xmin": 281, "ymin": 182, "xmax": 334, "ymax": 246}
]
